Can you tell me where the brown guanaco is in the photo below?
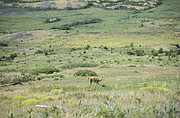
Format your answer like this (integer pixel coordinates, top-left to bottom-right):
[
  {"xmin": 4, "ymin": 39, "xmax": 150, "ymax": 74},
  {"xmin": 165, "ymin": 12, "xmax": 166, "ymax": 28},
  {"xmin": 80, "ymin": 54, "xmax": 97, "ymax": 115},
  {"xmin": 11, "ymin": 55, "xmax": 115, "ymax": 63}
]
[{"xmin": 88, "ymin": 76, "xmax": 103, "ymax": 85}]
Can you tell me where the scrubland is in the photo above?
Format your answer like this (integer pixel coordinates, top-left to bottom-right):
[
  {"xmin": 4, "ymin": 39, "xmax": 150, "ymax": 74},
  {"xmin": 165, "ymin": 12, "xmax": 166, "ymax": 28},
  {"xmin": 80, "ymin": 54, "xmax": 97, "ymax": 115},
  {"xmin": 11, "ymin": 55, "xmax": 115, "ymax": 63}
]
[{"xmin": 0, "ymin": 0, "xmax": 180, "ymax": 117}]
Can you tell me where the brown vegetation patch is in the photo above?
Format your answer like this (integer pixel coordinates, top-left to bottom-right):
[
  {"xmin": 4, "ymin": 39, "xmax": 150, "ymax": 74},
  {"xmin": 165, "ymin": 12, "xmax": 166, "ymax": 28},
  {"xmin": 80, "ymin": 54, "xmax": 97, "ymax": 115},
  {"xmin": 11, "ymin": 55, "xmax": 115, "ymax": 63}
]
[{"xmin": 0, "ymin": 0, "xmax": 161, "ymax": 10}]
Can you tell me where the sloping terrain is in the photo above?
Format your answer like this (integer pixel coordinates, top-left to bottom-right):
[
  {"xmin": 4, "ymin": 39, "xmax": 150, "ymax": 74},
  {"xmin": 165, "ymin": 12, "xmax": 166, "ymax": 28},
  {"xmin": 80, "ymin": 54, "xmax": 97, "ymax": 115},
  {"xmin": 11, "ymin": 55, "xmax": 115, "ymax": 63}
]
[
  {"xmin": 0, "ymin": 0, "xmax": 162, "ymax": 10},
  {"xmin": 88, "ymin": 0, "xmax": 162, "ymax": 10},
  {"xmin": 0, "ymin": 30, "xmax": 54, "ymax": 42}
]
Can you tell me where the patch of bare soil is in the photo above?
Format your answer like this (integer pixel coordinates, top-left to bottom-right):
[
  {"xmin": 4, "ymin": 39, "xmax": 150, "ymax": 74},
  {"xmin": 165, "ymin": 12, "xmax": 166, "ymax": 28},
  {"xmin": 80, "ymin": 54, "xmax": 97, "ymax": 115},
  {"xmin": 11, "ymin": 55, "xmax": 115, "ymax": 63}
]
[{"xmin": 0, "ymin": 30, "xmax": 54, "ymax": 42}]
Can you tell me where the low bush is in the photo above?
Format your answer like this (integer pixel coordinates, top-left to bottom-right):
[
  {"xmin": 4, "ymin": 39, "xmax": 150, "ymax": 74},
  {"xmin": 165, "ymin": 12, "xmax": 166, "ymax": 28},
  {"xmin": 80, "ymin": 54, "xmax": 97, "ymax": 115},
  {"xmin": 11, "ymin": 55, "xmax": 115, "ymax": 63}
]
[
  {"xmin": 1, "ymin": 100, "xmax": 10, "ymax": 104},
  {"xmin": 0, "ymin": 42, "xmax": 8, "ymax": 46},
  {"xmin": 43, "ymin": 96, "xmax": 56, "ymax": 101},
  {"xmin": 10, "ymin": 53, "xmax": 18, "ymax": 60},
  {"xmin": 31, "ymin": 67, "xmax": 59, "ymax": 75},
  {"xmin": 128, "ymin": 65, "xmax": 136, "ymax": 67},
  {"xmin": 50, "ymin": 89, "xmax": 64, "ymax": 95},
  {"xmin": 45, "ymin": 17, "xmax": 61, "ymax": 23},
  {"xmin": 60, "ymin": 74, "xmax": 65, "ymax": 78},
  {"xmin": 84, "ymin": 44, "xmax": 91, "ymax": 50},
  {"xmin": 127, "ymin": 51, "xmax": 135, "ymax": 55},
  {"xmin": 38, "ymin": 95, "xmax": 47, "ymax": 99},
  {"xmin": 34, "ymin": 50, "xmax": 43, "ymax": 54},
  {"xmin": 158, "ymin": 48, "xmax": 164, "ymax": 54},
  {"xmin": 74, "ymin": 70, "xmax": 97, "ymax": 76},
  {"xmin": 21, "ymin": 99, "xmax": 40, "ymax": 106},
  {"xmin": 52, "ymin": 18, "xmax": 102, "ymax": 30},
  {"xmin": 135, "ymin": 49, "xmax": 145, "ymax": 56},
  {"xmin": 53, "ymin": 77, "xmax": 59, "ymax": 80}
]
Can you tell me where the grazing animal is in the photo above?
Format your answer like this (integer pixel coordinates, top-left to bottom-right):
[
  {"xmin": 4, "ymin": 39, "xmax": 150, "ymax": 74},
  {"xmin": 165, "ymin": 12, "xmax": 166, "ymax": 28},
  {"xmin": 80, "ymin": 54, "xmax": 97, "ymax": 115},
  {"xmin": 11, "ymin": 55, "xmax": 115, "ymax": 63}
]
[{"xmin": 88, "ymin": 76, "xmax": 103, "ymax": 85}]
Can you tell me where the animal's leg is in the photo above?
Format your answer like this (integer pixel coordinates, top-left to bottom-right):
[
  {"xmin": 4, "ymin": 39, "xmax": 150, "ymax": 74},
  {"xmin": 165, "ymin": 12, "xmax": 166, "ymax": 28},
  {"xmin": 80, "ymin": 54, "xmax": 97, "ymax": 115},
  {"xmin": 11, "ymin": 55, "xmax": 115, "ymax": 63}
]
[{"xmin": 90, "ymin": 79, "xmax": 92, "ymax": 85}]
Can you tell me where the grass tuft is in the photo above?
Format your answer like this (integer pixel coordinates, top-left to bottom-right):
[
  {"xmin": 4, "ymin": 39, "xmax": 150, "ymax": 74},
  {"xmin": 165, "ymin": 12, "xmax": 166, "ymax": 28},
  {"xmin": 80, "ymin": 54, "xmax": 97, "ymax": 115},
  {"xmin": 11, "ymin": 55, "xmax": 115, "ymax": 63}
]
[
  {"xmin": 140, "ymin": 87, "xmax": 171, "ymax": 92},
  {"xmin": 12, "ymin": 96, "xmax": 26, "ymax": 101}
]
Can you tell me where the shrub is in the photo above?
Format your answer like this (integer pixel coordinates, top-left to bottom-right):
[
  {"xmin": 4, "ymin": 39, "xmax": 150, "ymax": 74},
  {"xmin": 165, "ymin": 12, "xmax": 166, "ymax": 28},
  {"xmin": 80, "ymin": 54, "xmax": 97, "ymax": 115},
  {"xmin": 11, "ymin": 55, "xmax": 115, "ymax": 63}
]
[
  {"xmin": 21, "ymin": 75, "xmax": 35, "ymax": 82},
  {"xmin": 135, "ymin": 49, "xmax": 145, "ymax": 56},
  {"xmin": 84, "ymin": 44, "xmax": 91, "ymax": 50},
  {"xmin": 38, "ymin": 95, "xmax": 47, "ymax": 99},
  {"xmin": 53, "ymin": 77, "xmax": 59, "ymax": 80},
  {"xmin": 50, "ymin": 89, "xmax": 64, "ymax": 95},
  {"xmin": 1, "ymin": 100, "xmax": 10, "ymax": 104},
  {"xmin": 52, "ymin": 18, "xmax": 102, "ymax": 30},
  {"xmin": 0, "ymin": 42, "xmax": 8, "ymax": 46},
  {"xmin": 12, "ymin": 101, "xmax": 21, "ymax": 106},
  {"xmin": 31, "ymin": 67, "xmax": 59, "ymax": 75},
  {"xmin": 53, "ymin": 75, "xmax": 65, "ymax": 80},
  {"xmin": 60, "ymin": 74, "xmax": 65, "ymax": 78},
  {"xmin": 74, "ymin": 70, "xmax": 97, "ymax": 76},
  {"xmin": 174, "ymin": 49, "xmax": 180, "ymax": 55},
  {"xmin": 10, "ymin": 53, "xmax": 17, "ymax": 60},
  {"xmin": 157, "ymin": 57, "xmax": 162, "ymax": 61},
  {"xmin": 12, "ymin": 96, "xmax": 26, "ymax": 101},
  {"xmin": 158, "ymin": 48, "xmax": 164, "ymax": 53},
  {"xmin": 128, "ymin": 65, "xmax": 136, "ymax": 67},
  {"xmin": 21, "ymin": 99, "xmax": 40, "ymax": 106},
  {"xmin": 103, "ymin": 46, "xmax": 108, "ymax": 50},
  {"xmin": 130, "ymin": 42, "xmax": 134, "ymax": 47},
  {"xmin": 152, "ymin": 52, "xmax": 158, "ymax": 56},
  {"xmin": 45, "ymin": 17, "xmax": 61, "ymax": 23},
  {"xmin": 133, "ymin": 70, "xmax": 139, "ymax": 73},
  {"xmin": 43, "ymin": 96, "xmax": 56, "ymax": 101},
  {"xmin": 34, "ymin": 50, "xmax": 43, "ymax": 54},
  {"xmin": 127, "ymin": 51, "xmax": 135, "ymax": 55}
]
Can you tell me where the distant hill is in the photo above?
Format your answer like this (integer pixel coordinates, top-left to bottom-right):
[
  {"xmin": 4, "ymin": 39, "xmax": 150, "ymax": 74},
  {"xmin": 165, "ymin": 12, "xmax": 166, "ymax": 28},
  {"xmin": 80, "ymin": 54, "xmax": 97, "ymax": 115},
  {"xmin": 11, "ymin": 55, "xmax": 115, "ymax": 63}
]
[{"xmin": 0, "ymin": 0, "xmax": 162, "ymax": 10}]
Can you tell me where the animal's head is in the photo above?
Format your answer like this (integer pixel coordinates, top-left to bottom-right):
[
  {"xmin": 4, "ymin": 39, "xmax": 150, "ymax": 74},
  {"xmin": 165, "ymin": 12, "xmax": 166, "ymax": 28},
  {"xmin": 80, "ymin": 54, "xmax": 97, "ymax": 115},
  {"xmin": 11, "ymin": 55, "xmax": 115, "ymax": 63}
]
[{"xmin": 101, "ymin": 76, "xmax": 104, "ymax": 80}]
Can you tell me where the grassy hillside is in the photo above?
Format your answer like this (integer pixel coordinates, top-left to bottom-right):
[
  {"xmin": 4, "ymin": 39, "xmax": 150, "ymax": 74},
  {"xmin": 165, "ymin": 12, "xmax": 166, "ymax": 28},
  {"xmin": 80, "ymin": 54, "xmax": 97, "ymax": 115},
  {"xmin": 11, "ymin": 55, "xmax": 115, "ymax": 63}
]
[
  {"xmin": 0, "ymin": 0, "xmax": 179, "ymax": 117},
  {"xmin": 0, "ymin": 0, "xmax": 179, "ymax": 47}
]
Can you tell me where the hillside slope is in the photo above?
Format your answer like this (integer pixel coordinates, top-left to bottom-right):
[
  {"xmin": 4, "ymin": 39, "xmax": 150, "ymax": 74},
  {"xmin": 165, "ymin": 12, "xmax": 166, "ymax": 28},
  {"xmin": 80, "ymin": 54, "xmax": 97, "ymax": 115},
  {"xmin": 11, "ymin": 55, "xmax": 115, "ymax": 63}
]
[{"xmin": 0, "ymin": 0, "xmax": 162, "ymax": 10}]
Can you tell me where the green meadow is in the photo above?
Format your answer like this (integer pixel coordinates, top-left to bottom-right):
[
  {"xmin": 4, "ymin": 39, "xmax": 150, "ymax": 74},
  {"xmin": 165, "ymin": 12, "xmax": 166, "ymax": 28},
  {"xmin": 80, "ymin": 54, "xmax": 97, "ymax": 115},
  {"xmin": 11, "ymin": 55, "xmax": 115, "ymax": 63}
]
[{"xmin": 0, "ymin": 0, "xmax": 180, "ymax": 117}]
